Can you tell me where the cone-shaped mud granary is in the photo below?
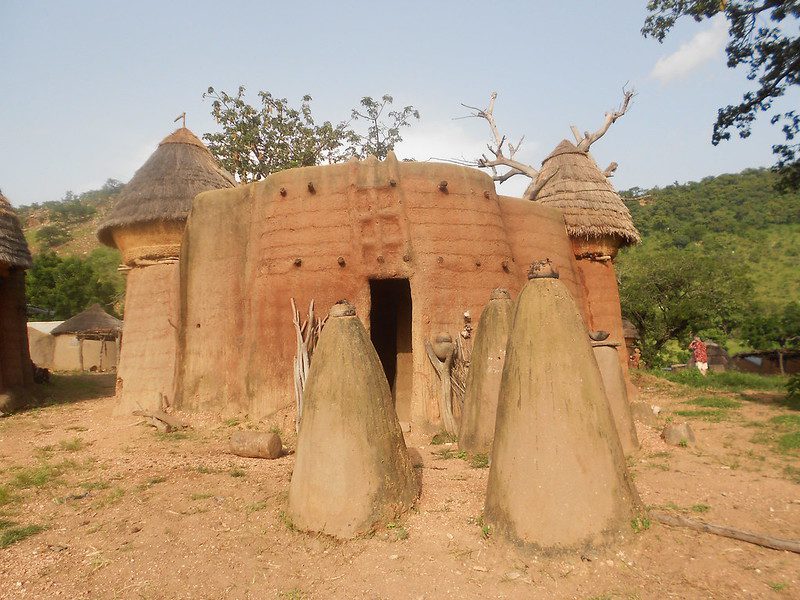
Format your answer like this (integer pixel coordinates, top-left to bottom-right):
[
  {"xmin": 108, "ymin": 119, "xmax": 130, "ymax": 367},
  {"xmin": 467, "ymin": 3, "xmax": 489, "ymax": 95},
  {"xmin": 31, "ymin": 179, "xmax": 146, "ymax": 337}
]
[
  {"xmin": 592, "ymin": 341, "xmax": 639, "ymax": 455},
  {"xmin": 459, "ymin": 288, "xmax": 514, "ymax": 454},
  {"xmin": 533, "ymin": 140, "xmax": 640, "ymax": 399},
  {"xmin": 0, "ymin": 192, "xmax": 33, "ymax": 412},
  {"xmin": 97, "ymin": 127, "xmax": 236, "ymax": 414},
  {"xmin": 485, "ymin": 264, "xmax": 639, "ymax": 552},
  {"xmin": 288, "ymin": 301, "xmax": 418, "ymax": 539}
]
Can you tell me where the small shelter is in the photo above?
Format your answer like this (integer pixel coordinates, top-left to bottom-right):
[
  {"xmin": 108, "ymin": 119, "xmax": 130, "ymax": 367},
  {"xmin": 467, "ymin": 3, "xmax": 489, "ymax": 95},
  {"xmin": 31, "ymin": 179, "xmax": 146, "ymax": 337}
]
[
  {"xmin": 36, "ymin": 304, "xmax": 122, "ymax": 372},
  {"xmin": 97, "ymin": 126, "xmax": 236, "ymax": 412},
  {"xmin": 732, "ymin": 349, "xmax": 799, "ymax": 375},
  {"xmin": 533, "ymin": 140, "xmax": 640, "ymax": 396},
  {"xmin": 0, "ymin": 192, "xmax": 34, "ymax": 411}
]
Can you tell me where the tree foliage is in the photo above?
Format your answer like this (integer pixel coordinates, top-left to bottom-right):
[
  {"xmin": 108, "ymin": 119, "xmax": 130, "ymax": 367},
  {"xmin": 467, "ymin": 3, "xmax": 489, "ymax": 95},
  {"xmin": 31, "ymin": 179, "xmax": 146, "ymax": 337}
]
[
  {"xmin": 617, "ymin": 241, "xmax": 753, "ymax": 365},
  {"xmin": 642, "ymin": 1, "xmax": 800, "ymax": 189},
  {"xmin": 203, "ymin": 86, "xmax": 420, "ymax": 182},
  {"xmin": 26, "ymin": 252, "xmax": 119, "ymax": 321},
  {"xmin": 741, "ymin": 302, "xmax": 800, "ymax": 350},
  {"xmin": 35, "ymin": 224, "xmax": 71, "ymax": 249}
]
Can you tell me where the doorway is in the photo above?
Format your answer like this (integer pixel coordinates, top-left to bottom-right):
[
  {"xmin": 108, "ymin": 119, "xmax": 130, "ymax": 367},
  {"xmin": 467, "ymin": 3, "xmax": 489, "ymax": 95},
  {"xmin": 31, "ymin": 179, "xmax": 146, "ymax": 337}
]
[{"xmin": 369, "ymin": 279, "xmax": 412, "ymax": 422}]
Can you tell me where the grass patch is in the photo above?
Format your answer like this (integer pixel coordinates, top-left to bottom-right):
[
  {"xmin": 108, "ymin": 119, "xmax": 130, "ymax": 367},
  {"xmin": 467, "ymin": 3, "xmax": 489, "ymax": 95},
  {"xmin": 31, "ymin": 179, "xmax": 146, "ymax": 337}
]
[
  {"xmin": 247, "ymin": 500, "xmax": 268, "ymax": 512},
  {"xmin": 752, "ymin": 413, "xmax": 800, "ymax": 455},
  {"xmin": 470, "ymin": 453, "xmax": 489, "ymax": 469},
  {"xmin": 777, "ymin": 432, "xmax": 800, "ymax": 453},
  {"xmin": 387, "ymin": 521, "xmax": 408, "ymax": 540},
  {"xmin": 278, "ymin": 510, "xmax": 295, "ymax": 531},
  {"xmin": 630, "ymin": 516, "xmax": 651, "ymax": 533},
  {"xmin": 229, "ymin": 468, "xmax": 246, "ymax": 478},
  {"xmin": 685, "ymin": 396, "xmax": 742, "ymax": 409},
  {"xmin": 770, "ymin": 414, "xmax": 800, "ymax": 427},
  {"xmin": 155, "ymin": 431, "xmax": 192, "ymax": 442},
  {"xmin": 691, "ymin": 503, "xmax": 711, "ymax": 513},
  {"xmin": 8, "ymin": 461, "xmax": 71, "ymax": 489},
  {"xmin": 768, "ymin": 582, "xmax": 787, "ymax": 592},
  {"xmin": 278, "ymin": 589, "xmax": 306, "ymax": 600},
  {"xmin": 0, "ymin": 524, "xmax": 44, "ymax": 549},
  {"xmin": 223, "ymin": 418, "xmax": 240, "ymax": 427},
  {"xmin": 189, "ymin": 492, "xmax": 213, "ymax": 501},
  {"xmin": 655, "ymin": 370, "xmax": 787, "ymax": 392},
  {"xmin": 784, "ymin": 465, "xmax": 800, "ymax": 484},
  {"xmin": 431, "ymin": 431, "xmax": 458, "ymax": 445},
  {"xmin": 58, "ymin": 437, "xmax": 85, "ymax": 452},
  {"xmin": 673, "ymin": 409, "xmax": 730, "ymax": 422},
  {"xmin": 434, "ymin": 448, "xmax": 467, "ymax": 460},
  {"xmin": 0, "ymin": 485, "xmax": 14, "ymax": 505}
]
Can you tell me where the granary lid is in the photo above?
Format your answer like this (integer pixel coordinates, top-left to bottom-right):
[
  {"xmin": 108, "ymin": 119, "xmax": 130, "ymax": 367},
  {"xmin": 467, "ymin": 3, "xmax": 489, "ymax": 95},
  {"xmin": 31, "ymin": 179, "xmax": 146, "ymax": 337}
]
[
  {"xmin": 0, "ymin": 192, "xmax": 33, "ymax": 269},
  {"xmin": 50, "ymin": 303, "xmax": 122, "ymax": 336},
  {"xmin": 96, "ymin": 127, "xmax": 236, "ymax": 248},
  {"xmin": 532, "ymin": 139, "xmax": 640, "ymax": 245}
]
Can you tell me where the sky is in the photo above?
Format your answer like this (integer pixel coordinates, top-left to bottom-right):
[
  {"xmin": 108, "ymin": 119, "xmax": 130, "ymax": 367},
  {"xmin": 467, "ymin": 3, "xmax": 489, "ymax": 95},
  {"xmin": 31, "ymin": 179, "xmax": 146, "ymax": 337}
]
[{"xmin": 1, "ymin": 0, "xmax": 795, "ymax": 205}]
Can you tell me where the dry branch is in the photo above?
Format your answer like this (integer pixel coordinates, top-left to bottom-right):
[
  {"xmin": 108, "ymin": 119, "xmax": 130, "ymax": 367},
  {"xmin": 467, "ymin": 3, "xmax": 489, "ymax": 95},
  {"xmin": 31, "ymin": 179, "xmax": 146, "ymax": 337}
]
[
  {"xmin": 291, "ymin": 298, "xmax": 327, "ymax": 433},
  {"xmin": 133, "ymin": 409, "xmax": 189, "ymax": 434},
  {"xmin": 651, "ymin": 511, "xmax": 800, "ymax": 554},
  {"xmin": 573, "ymin": 86, "xmax": 635, "ymax": 152}
]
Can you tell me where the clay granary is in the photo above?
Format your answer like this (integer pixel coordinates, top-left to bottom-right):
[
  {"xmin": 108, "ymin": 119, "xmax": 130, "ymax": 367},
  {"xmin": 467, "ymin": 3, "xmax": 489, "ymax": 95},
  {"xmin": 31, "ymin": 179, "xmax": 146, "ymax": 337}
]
[
  {"xmin": 0, "ymin": 191, "xmax": 33, "ymax": 411},
  {"xmin": 174, "ymin": 153, "xmax": 599, "ymax": 426},
  {"xmin": 96, "ymin": 127, "xmax": 236, "ymax": 413}
]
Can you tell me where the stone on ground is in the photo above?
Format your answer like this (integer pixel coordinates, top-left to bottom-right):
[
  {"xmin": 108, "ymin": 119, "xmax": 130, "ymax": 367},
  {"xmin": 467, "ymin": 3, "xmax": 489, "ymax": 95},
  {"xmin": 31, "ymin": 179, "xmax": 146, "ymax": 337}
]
[
  {"xmin": 229, "ymin": 431, "xmax": 283, "ymax": 459},
  {"xmin": 661, "ymin": 422, "xmax": 696, "ymax": 446}
]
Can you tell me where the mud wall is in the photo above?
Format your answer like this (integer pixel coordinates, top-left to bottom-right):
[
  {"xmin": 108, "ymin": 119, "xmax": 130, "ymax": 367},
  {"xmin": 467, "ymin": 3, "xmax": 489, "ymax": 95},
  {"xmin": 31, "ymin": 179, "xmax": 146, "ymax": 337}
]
[
  {"xmin": 116, "ymin": 263, "xmax": 179, "ymax": 413},
  {"xmin": 0, "ymin": 269, "xmax": 33, "ymax": 409},
  {"xmin": 176, "ymin": 157, "xmax": 588, "ymax": 426},
  {"xmin": 28, "ymin": 326, "xmax": 56, "ymax": 368}
]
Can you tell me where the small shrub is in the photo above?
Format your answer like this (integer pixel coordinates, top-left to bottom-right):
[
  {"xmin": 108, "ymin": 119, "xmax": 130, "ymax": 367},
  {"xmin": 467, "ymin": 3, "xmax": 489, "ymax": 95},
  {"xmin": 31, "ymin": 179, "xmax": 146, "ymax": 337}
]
[
  {"xmin": 230, "ymin": 468, "xmax": 246, "ymax": 478},
  {"xmin": 387, "ymin": 522, "xmax": 408, "ymax": 540},
  {"xmin": 691, "ymin": 503, "xmax": 710, "ymax": 513},
  {"xmin": 189, "ymin": 492, "xmax": 213, "ymax": 501},
  {"xmin": 678, "ymin": 439, "xmax": 688, "ymax": 448},
  {"xmin": 768, "ymin": 582, "xmax": 787, "ymax": 592}
]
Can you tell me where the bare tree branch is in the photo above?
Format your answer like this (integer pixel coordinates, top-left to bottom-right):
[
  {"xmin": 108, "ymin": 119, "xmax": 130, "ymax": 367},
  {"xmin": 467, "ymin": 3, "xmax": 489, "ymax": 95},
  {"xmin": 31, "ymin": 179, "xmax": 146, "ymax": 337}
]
[
  {"xmin": 461, "ymin": 92, "xmax": 540, "ymax": 191},
  {"xmin": 574, "ymin": 86, "xmax": 636, "ymax": 151},
  {"xmin": 603, "ymin": 162, "xmax": 619, "ymax": 177}
]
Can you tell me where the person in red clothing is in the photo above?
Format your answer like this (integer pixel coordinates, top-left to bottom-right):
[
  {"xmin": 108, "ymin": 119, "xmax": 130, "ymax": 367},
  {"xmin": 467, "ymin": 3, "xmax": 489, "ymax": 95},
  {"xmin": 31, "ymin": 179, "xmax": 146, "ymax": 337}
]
[{"xmin": 689, "ymin": 336, "xmax": 708, "ymax": 376}]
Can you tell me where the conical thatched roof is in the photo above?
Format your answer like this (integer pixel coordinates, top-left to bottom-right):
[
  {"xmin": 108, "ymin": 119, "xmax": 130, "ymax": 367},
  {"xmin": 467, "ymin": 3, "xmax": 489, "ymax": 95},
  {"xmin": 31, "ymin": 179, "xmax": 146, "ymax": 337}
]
[
  {"xmin": 533, "ymin": 140, "xmax": 640, "ymax": 245},
  {"xmin": 97, "ymin": 127, "xmax": 236, "ymax": 247},
  {"xmin": 0, "ymin": 192, "xmax": 32, "ymax": 269},
  {"xmin": 51, "ymin": 304, "xmax": 122, "ymax": 337}
]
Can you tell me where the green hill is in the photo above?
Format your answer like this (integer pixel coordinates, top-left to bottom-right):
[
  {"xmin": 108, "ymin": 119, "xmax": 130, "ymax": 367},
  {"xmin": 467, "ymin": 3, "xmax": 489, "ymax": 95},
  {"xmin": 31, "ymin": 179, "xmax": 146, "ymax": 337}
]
[{"xmin": 621, "ymin": 168, "xmax": 800, "ymax": 309}]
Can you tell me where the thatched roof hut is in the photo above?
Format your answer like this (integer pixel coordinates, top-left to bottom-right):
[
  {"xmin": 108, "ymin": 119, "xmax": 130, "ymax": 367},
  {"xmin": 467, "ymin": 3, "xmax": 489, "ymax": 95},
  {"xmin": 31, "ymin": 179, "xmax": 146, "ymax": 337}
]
[
  {"xmin": 0, "ymin": 192, "xmax": 32, "ymax": 269},
  {"xmin": 96, "ymin": 127, "xmax": 236, "ymax": 248},
  {"xmin": 533, "ymin": 140, "xmax": 639, "ymax": 246},
  {"xmin": 51, "ymin": 304, "xmax": 122, "ymax": 339}
]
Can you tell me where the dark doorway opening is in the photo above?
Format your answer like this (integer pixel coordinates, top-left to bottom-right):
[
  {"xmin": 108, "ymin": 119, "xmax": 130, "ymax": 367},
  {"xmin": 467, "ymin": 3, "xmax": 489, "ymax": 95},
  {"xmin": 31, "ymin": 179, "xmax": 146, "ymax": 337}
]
[{"xmin": 369, "ymin": 279, "xmax": 412, "ymax": 422}]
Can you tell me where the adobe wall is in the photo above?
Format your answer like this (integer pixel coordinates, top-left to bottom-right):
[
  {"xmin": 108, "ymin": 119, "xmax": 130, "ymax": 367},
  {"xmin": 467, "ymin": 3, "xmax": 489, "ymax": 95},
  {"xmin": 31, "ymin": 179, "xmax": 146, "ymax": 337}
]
[
  {"xmin": 115, "ymin": 263, "xmax": 179, "ymax": 414},
  {"xmin": 28, "ymin": 326, "xmax": 56, "ymax": 368},
  {"xmin": 0, "ymin": 269, "xmax": 33, "ymax": 410},
  {"xmin": 175, "ymin": 157, "xmax": 586, "ymax": 427}
]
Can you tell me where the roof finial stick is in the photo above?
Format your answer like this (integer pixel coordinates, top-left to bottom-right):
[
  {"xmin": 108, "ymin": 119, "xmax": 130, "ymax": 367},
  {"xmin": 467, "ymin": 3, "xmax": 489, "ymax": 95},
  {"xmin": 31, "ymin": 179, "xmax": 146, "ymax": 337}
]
[{"xmin": 174, "ymin": 112, "xmax": 186, "ymax": 128}]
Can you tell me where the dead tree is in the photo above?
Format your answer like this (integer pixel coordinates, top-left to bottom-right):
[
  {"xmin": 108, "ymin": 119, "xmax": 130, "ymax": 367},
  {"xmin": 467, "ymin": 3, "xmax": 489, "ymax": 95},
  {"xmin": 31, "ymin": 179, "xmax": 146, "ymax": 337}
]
[
  {"xmin": 461, "ymin": 87, "xmax": 634, "ymax": 198},
  {"xmin": 291, "ymin": 298, "xmax": 326, "ymax": 432}
]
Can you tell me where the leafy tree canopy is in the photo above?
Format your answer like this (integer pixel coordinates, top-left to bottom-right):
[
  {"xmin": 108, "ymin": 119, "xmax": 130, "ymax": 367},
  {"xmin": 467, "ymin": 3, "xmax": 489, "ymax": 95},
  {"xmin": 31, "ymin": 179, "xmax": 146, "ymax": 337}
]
[
  {"xmin": 642, "ymin": 1, "xmax": 800, "ymax": 189},
  {"xmin": 203, "ymin": 86, "xmax": 420, "ymax": 182},
  {"xmin": 26, "ymin": 252, "xmax": 119, "ymax": 321},
  {"xmin": 617, "ymin": 240, "xmax": 753, "ymax": 365}
]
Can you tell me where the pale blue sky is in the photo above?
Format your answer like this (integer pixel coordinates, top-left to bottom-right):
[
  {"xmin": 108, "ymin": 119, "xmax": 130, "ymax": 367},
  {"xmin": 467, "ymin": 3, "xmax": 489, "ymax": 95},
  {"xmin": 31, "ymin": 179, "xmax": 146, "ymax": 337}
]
[{"xmin": 1, "ymin": 0, "xmax": 794, "ymax": 205}]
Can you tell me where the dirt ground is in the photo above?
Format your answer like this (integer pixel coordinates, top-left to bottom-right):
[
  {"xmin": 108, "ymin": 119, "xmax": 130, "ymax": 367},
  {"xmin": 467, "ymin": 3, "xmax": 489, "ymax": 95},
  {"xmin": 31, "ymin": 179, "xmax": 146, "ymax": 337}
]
[{"xmin": 0, "ymin": 372, "xmax": 798, "ymax": 599}]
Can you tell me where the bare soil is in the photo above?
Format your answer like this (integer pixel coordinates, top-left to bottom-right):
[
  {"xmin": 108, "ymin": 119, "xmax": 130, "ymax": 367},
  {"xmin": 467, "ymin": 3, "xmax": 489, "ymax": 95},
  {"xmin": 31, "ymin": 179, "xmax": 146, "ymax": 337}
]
[{"xmin": 0, "ymin": 372, "xmax": 798, "ymax": 599}]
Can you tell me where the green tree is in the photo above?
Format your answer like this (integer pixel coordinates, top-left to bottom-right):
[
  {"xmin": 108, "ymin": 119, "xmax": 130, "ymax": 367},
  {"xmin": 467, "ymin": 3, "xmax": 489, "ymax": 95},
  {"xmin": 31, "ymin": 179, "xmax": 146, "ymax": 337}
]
[
  {"xmin": 26, "ymin": 252, "xmax": 118, "ymax": 321},
  {"xmin": 35, "ymin": 225, "xmax": 71, "ymax": 249},
  {"xmin": 203, "ymin": 86, "xmax": 419, "ymax": 182},
  {"xmin": 642, "ymin": 1, "xmax": 800, "ymax": 189},
  {"xmin": 741, "ymin": 302, "xmax": 800, "ymax": 373},
  {"xmin": 617, "ymin": 241, "xmax": 753, "ymax": 365}
]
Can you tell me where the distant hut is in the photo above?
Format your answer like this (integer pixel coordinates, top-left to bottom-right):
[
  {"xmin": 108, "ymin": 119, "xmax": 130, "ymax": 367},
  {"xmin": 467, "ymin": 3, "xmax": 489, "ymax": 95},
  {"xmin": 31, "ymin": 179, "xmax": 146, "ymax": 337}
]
[
  {"xmin": 533, "ymin": 140, "xmax": 640, "ymax": 394},
  {"xmin": 622, "ymin": 319, "xmax": 640, "ymax": 359},
  {"xmin": 43, "ymin": 304, "xmax": 122, "ymax": 372},
  {"xmin": 0, "ymin": 192, "xmax": 34, "ymax": 411},
  {"xmin": 687, "ymin": 341, "xmax": 729, "ymax": 373},
  {"xmin": 97, "ymin": 127, "xmax": 236, "ymax": 412}
]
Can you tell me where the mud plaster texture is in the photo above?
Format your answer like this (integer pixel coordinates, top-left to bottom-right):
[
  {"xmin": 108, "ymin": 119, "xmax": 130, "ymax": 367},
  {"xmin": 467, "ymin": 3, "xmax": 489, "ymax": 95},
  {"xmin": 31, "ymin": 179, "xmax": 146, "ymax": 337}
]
[
  {"xmin": 593, "ymin": 343, "xmax": 640, "ymax": 455},
  {"xmin": 175, "ymin": 155, "xmax": 587, "ymax": 428},
  {"xmin": 0, "ymin": 269, "xmax": 32, "ymax": 411},
  {"xmin": 114, "ymin": 263, "xmax": 179, "ymax": 415},
  {"xmin": 485, "ymin": 277, "xmax": 640, "ymax": 552},
  {"xmin": 288, "ymin": 310, "xmax": 418, "ymax": 538},
  {"xmin": 458, "ymin": 294, "xmax": 514, "ymax": 454}
]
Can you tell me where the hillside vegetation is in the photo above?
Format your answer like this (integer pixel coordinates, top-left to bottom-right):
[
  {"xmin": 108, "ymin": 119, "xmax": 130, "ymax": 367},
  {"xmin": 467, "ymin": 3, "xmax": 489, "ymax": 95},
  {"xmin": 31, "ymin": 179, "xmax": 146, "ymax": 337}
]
[{"xmin": 618, "ymin": 168, "xmax": 800, "ymax": 364}]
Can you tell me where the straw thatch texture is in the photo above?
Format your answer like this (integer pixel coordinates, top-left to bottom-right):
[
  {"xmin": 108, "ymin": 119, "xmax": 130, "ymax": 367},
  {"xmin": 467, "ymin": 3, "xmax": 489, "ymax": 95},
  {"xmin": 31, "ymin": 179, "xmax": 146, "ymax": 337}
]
[
  {"xmin": 0, "ymin": 192, "xmax": 32, "ymax": 269},
  {"xmin": 533, "ymin": 140, "xmax": 640, "ymax": 245},
  {"xmin": 97, "ymin": 127, "xmax": 236, "ymax": 247},
  {"xmin": 51, "ymin": 303, "xmax": 122, "ymax": 337}
]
